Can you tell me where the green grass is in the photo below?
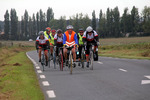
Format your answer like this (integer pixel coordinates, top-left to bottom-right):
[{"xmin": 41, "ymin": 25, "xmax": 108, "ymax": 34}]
[
  {"xmin": 0, "ymin": 47, "xmax": 44, "ymax": 100},
  {"xmin": 99, "ymin": 42, "xmax": 150, "ymax": 60}
]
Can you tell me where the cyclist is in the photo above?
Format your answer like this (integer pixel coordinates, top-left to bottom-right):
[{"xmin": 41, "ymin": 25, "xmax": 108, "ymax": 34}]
[
  {"xmin": 77, "ymin": 28, "xmax": 84, "ymax": 66},
  {"xmin": 36, "ymin": 31, "xmax": 50, "ymax": 66},
  {"xmin": 54, "ymin": 29, "xmax": 64, "ymax": 57},
  {"xmin": 49, "ymin": 29, "xmax": 56, "ymax": 57},
  {"xmin": 63, "ymin": 25, "xmax": 78, "ymax": 67},
  {"xmin": 83, "ymin": 26, "xmax": 99, "ymax": 67},
  {"xmin": 44, "ymin": 27, "xmax": 51, "ymax": 42}
]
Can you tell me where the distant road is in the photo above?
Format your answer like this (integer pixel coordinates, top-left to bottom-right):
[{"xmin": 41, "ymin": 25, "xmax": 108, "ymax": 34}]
[{"xmin": 27, "ymin": 50, "xmax": 150, "ymax": 100}]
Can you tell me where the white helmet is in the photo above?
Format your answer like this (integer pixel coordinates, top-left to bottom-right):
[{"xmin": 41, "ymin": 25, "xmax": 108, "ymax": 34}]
[
  {"xmin": 86, "ymin": 26, "xmax": 93, "ymax": 32},
  {"xmin": 66, "ymin": 25, "xmax": 74, "ymax": 30}
]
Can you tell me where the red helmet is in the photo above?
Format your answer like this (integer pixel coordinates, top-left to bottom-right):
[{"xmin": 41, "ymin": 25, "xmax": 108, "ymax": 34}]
[
  {"xmin": 51, "ymin": 29, "xmax": 56, "ymax": 33},
  {"xmin": 46, "ymin": 27, "xmax": 51, "ymax": 32}
]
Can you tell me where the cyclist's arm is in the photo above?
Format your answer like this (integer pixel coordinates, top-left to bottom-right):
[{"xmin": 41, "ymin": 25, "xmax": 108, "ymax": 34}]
[
  {"xmin": 94, "ymin": 31, "xmax": 99, "ymax": 42},
  {"xmin": 54, "ymin": 35, "xmax": 57, "ymax": 46},
  {"xmin": 63, "ymin": 33, "xmax": 66, "ymax": 45},
  {"xmin": 82, "ymin": 31, "xmax": 87, "ymax": 43},
  {"xmin": 74, "ymin": 33, "xmax": 78, "ymax": 45}
]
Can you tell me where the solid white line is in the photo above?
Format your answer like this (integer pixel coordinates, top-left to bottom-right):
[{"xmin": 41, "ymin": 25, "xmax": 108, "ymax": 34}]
[
  {"xmin": 144, "ymin": 75, "xmax": 150, "ymax": 79},
  {"xmin": 141, "ymin": 80, "xmax": 150, "ymax": 85},
  {"xmin": 42, "ymin": 81, "xmax": 50, "ymax": 86},
  {"xmin": 97, "ymin": 62, "xmax": 103, "ymax": 64},
  {"xmin": 119, "ymin": 68, "xmax": 127, "ymax": 72},
  {"xmin": 47, "ymin": 90, "xmax": 56, "ymax": 98},
  {"xmin": 37, "ymin": 70, "xmax": 42, "ymax": 73},
  {"xmin": 40, "ymin": 75, "xmax": 45, "ymax": 79}
]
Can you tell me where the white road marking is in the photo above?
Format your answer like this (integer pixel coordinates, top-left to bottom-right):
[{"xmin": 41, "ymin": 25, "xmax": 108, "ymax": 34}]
[
  {"xmin": 36, "ymin": 66, "xmax": 40, "ymax": 69},
  {"xmin": 42, "ymin": 81, "xmax": 50, "ymax": 86},
  {"xmin": 47, "ymin": 90, "xmax": 56, "ymax": 98},
  {"xmin": 37, "ymin": 70, "xmax": 42, "ymax": 73},
  {"xmin": 141, "ymin": 80, "xmax": 150, "ymax": 85},
  {"xmin": 40, "ymin": 75, "xmax": 46, "ymax": 79},
  {"xmin": 119, "ymin": 68, "xmax": 127, "ymax": 72},
  {"xmin": 97, "ymin": 62, "xmax": 103, "ymax": 64},
  {"xmin": 144, "ymin": 75, "xmax": 150, "ymax": 79}
]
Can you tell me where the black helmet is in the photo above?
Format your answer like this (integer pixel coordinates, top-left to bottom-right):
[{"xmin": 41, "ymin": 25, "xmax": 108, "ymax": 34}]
[{"xmin": 57, "ymin": 29, "xmax": 63, "ymax": 34}]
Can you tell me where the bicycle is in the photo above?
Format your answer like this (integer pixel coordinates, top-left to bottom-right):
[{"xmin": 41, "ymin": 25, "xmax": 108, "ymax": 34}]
[
  {"xmin": 78, "ymin": 45, "xmax": 86, "ymax": 68},
  {"xmin": 48, "ymin": 45, "xmax": 54, "ymax": 68},
  {"xmin": 65, "ymin": 45, "xmax": 74, "ymax": 74},
  {"xmin": 86, "ymin": 43, "xmax": 95, "ymax": 70},
  {"xmin": 53, "ymin": 46, "xmax": 64, "ymax": 71}
]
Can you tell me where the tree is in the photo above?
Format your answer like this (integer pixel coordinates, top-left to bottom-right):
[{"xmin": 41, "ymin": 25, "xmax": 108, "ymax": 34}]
[
  {"xmin": 113, "ymin": 6, "xmax": 120, "ymax": 37},
  {"xmin": 32, "ymin": 14, "xmax": 37, "ymax": 39},
  {"xmin": 47, "ymin": 7, "xmax": 54, "ymax": 27},
  {"xmin": 24, "ymin": 10, "xmax": 29, "ymax": 39},
  {"xmin": 131, "ymin": 6, "xmax": 139, "ymax": 36},
  {"xmin": 142, "ymin": 6, "xmax": 150, "ymax": 35},
  {"xmin": 92, "ymin": 10, "xmax": 96, "ymax": 30},
  {"xmin": 10, "ymin": 9, "xmax": 18, "ymax": 40},
  {"xmin": 98, "ymin": 10, "xmax": 106, "ymax": 38},
  {"xmin": 4, "ymin": 10, "xmax": 9, "ymax": 40},
  {"xmin": 21, "ymin": 16, "xmax": 25, "ymax": 40},
  {"xmin": 36, "ymin": 12, "xmax": 40, "ymax": 33}
]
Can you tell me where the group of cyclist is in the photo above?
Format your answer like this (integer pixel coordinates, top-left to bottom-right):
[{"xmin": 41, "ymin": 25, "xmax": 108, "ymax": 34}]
[{"xmin": 36, "ymin": 25, "xmax": 99, "ymax": 68}]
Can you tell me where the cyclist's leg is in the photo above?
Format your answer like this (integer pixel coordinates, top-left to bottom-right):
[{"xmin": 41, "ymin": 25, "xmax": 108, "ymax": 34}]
[
  {"xmin": 63, "ymin": 48, "xmax": 68, "ymax": 60},
  {"xmin": 72, "ymin": 47, "xmax": 76, "ymax": 62},
  {"xmin": 50, "ymin": 43, "xmax": 53, "ymax": 55},
  {"xmin": 86, "ymin": 45, "xmax": 90, "ymax": 62},
  {"xmin": 38, "ymin": 46, "xmax": 42, "ymax": 62},
  {"xmin": 44, "ymin": 50, "xmax": 48, "ymax": 61},
  {"xmin": 78, "ymin": 45, "xmax": 82, "ymax": 62}
]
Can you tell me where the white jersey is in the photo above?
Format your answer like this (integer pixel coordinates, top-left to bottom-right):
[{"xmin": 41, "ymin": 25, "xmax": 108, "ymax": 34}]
[
  {"xmin": 83, "ymin": 30, "xmax": 98, "ymax": 41},
  {"xmin": 36, "ymin": 36, "xmax": 49, "ymax": 45},
  {"xmin": 54, "ymin": 34, "xmax": 63, "ymax": 43}
]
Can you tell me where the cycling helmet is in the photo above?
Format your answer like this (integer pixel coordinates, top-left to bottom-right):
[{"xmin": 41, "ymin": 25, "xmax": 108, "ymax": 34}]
[
  {"xmin": 57, "ymin": 29, "xmax": 63, "ymax": 34},
  {"xmin": 86, "ymin": 26, "xmax": 93, "ymax": 32},
  {"xmin": 51, "ymin": 29, "xmax": 56, "ymax": 33},
  {"xmin": 66, "ymin": 25, "xmax": 74, "ymax": 30},
  {"xmin": 46, "ymin": 27, "xmax": 51, "ymax": 32},
  {"xmin": 79, "ymin": 28, "xmax": 84, "ymax": 32},
  {"xmin": 38, "ymin": 31, "xmax": 44, "ymax": 36}
]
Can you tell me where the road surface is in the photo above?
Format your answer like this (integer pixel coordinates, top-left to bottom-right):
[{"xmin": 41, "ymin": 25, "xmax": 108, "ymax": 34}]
[{"xmin": 27, "ymin": 51, "xmax": 150, "ymax": 100}]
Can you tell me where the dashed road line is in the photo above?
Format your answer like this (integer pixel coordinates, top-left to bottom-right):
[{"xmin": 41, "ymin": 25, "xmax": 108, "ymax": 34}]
[
  {"xmin": 141, "ymin": 80, "xmax": 150, "ymax": 85},
  {"xmin": 37, "ymin": 70, "xmax": 42, "ymax": 73},
  {"xmin": 36, "ymin": 66, "xmax": 40, "ymax": 69},
  {"xmin": 119, "ymin": 68, "xmax": 127, "ymax": 72},
  {"xmin": 144, "ymin": 75, "xmax": 150, "ymax": 79},
  {"xmin": 46, "ymin": 90, "xmax": 56, "ymax": 98},
  {"xmin": 42, "ymin": 81, "xmax": 50, "ymax": 86},
  {"xmin": 97, "ymin": 61, "xmax": 103, "ymax": 64},
  {"xmin": 40, "ymin": 75, "xmax": 46, "ymax": 79}
]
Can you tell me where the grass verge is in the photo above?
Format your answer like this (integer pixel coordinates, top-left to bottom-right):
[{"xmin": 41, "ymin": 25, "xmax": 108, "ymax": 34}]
[
  {"xmin": 99, "ymin": 42, "xmax": 150, "ymax": 60},
  {"xmin": 0, "ymin": 46, "xmax": 44, "ymax": 100}
]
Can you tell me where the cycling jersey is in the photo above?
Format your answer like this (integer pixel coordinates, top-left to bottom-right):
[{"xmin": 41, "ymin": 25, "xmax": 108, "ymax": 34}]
[
  {"xmin": 54, "ymin": 34, "xmax": 63, "ymax": 44},
  {"xmin": 63, "ymin": 31, "xmax": 78, "ymax": 46},
  {"xmin": 36, "ymin": 36, "xmax": 49, "ymax": 45},
  {"xmin": 44, "ymin": 31, "xmax": 51, "ymax": 42},
  {"xmin": 78, "ymin": 33, "xmax": 83, "ymax": 45},
  {"xmin": 50, "ymin": 33, "xmax": 55, "ymax": 45},
  {"xmin": 83, "ymin": 30, "xmax": 98, "ymax": 42}
]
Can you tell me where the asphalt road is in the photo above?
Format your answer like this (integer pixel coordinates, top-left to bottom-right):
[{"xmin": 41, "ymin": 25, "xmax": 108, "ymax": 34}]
[{"xmin": 27, "ymin": 51, "xmax": 150, "ymax": 100}]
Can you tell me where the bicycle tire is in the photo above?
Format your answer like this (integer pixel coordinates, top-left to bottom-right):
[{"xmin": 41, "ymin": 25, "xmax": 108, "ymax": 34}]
[
  {"xmin": 48, "ymin": 50, "xmax": 51, "ymax": 68},
  {"xmin": 53, "ymin": 51, "xmax": 56, "ymax": 69},
  {"xmin": 90, "ymin": 51, "xmax": 93, "ymax": 70},
  {"xmin": 41, "ymin": 52, "xmax": 45, "ymax": 71},
  {"xmin": 59, "ymin": 52, "xmax": 63, "ymax": 71},
  {"xmin": 70, "ymin": 53, "xmax": 73, "ymax": 74},
  {"xmin": 81, "ymin": 49, "xmax": 85, "ymax": 68}
]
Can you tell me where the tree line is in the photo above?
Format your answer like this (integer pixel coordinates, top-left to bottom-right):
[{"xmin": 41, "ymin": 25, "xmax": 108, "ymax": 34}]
[{"xmin": 1, "ymin": 6, "xmax": 150, "ymax": 40}]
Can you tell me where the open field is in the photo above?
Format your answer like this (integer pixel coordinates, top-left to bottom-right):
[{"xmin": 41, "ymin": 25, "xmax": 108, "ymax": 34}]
[
  {"xmin": 100, "ymin": 36, "xmax": 150, "ymax": 46},
  {"xmin": 0, "ymin": 46, "xmax": 44, "ymax": 100},
  {"xmin": 99, "ymin": 36, "xmax": 150, "ymax": 59}
]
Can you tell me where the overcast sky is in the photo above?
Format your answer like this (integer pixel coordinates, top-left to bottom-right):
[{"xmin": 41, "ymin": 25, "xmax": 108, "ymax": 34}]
[{"xmin": 0, "ymin": 0, "xmax": 149, "ymax": 21}]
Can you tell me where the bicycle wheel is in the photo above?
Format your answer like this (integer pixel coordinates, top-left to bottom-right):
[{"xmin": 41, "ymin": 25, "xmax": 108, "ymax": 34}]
[
  {"xmin": 59, "ymin": 52, "xmax": 63, "ymax": 71},
  {"xmin": 81, "ymin": 49, "xmax": 85, "ymax": 68},
  {"xmin": 90, "ymin": 51, "xmax": 93, "ymax": 70},
  {"xmin": 48, "ymin": 50, "xmax": 51, "ymax": 68},
  {"xmin": 41, "ymin": 52, "xmax": 45, "ymax": 71},
  {"xmin": 69, "ymin": 53, "xmax": 73, "ymax": 74},
  {"xmin": 53, "ymin": 51, "xmax": 56, "ymax": 69}
]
